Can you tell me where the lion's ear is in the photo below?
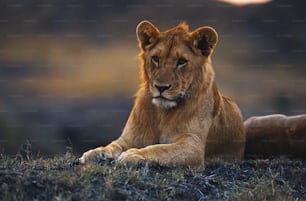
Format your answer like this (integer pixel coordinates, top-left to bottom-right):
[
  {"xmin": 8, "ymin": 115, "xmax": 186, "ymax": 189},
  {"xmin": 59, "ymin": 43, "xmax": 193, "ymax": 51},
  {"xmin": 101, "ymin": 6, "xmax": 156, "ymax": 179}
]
[
  {"xmin": 191, "ymin": 26, "xmax": 218, "ymax": 56},
  {"xmin": 136, "ymin": 20, "xmax": 160, "ymax": 50}
]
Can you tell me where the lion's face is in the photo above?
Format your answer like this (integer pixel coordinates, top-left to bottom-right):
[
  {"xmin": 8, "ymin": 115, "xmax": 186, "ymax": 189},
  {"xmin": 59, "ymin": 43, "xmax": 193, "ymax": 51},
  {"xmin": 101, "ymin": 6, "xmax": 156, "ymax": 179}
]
[
  {"xmin": 137, "ymin": 21, "xmax": 218, "ymax": 109},
  {"xmin": 147, "ymin": 34, "xmax": 197, "ymax": 109}
]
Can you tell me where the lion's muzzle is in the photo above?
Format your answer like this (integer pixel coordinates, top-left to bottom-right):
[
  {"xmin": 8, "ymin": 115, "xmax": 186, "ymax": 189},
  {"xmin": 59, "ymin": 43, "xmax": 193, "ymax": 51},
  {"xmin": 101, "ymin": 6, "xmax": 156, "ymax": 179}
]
[{"xmin": 151, "ymin": 83, "xmax": 184, "ymax": 108}]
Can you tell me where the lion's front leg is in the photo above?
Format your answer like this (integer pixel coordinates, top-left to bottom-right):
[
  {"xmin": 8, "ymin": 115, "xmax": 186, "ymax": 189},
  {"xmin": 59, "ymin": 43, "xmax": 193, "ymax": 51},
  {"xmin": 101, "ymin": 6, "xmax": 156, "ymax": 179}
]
[{"xmin": 118, "ymin": 135, "xmax": 205, "ymax": 168}]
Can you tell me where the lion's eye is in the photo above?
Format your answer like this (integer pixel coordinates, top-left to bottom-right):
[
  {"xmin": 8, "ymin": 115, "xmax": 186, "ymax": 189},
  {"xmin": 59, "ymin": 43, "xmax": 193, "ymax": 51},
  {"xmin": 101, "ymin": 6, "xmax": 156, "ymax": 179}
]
[
  {"xmin": 177, "ymin": 58, "xmax": 188, "ymax": 68},
  {"xmin": 151, "ymin": 56, "xmax": 159, "ymax": 65}
]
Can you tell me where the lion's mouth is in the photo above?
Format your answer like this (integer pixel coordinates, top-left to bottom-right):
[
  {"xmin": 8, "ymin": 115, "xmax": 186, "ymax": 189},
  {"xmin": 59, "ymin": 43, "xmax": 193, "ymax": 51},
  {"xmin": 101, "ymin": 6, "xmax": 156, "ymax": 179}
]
[
  {"xmin": 153, "ymin": 96, "xmax": 175, "ymax": 101},
  {"xmin": 152, "ymin": 95, "xmax": 184, "ymax": 108},
  {"xmin": 152, "ymin": 95, "xmax": 183, "ymax": 102}
]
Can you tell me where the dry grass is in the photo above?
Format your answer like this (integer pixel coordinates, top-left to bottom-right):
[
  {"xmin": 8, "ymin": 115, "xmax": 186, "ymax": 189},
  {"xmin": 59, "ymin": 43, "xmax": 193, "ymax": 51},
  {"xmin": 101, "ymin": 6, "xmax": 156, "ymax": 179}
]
[{"xmin": 0, "ymin": 144, "xmax": 305, "ymax": 201}]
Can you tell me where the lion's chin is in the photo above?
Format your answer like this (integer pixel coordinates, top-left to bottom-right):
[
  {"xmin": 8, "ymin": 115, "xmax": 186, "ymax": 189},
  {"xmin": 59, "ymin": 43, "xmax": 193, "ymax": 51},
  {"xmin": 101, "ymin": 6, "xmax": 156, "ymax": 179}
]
[{"xmin": 152, "ymin": 97, "xmax": 178, "ymax": 109}]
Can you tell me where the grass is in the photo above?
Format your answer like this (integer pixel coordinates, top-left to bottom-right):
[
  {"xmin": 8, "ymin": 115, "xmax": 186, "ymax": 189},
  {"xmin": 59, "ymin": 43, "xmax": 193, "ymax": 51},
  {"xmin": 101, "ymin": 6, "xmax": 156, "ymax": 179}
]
[{"xmin": 0, "ymin": 145, "xmax": 305, "ymax": 201}]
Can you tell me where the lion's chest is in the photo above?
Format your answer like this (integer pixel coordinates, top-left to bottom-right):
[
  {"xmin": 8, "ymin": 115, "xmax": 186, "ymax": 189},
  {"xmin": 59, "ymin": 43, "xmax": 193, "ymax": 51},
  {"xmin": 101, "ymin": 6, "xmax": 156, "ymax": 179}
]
[
  {"xmin": 147, "ymin": 99, "xmax": 212, "ymax": 146},
  {"xmin": 156, "ymin": 118, "xmax": 208, "ymax": 145},
  {"xmin": 156, "ymin": 122, "xmax": 181, "ymax": 144},
  {"xmin": 159, "ymin": 133, "xmax": 173, "ymax": 144}
]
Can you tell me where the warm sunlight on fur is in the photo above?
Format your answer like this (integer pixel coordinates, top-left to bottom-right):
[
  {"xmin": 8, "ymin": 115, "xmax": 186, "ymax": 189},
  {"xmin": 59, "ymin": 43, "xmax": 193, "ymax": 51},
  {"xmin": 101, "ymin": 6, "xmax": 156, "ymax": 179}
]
[
  {"xmin": 217, "ymin": 0, "xmax": 272, "ymax": 6},
  {"xmin": 79, "ymin": 20, "xmax": 245, "ymax": 168}
]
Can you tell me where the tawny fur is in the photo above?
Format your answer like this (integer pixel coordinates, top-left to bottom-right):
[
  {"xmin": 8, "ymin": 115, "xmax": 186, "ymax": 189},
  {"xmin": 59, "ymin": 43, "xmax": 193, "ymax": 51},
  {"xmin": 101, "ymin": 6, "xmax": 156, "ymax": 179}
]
[
  {"xmin": 80, "ymin": 21, "xmax": 245, "ymax": 168},
  {"xmin": 245, "ymin": 114, "xmax": 306, "ymax": 158}
]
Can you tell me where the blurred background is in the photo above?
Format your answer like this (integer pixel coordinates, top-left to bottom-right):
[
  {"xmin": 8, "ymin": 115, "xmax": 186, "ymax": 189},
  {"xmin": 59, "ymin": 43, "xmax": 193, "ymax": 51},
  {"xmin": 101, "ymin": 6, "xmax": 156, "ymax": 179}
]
[{"xmin": 0, "ymin": 0, "xmax": 305, "ymax": 156}]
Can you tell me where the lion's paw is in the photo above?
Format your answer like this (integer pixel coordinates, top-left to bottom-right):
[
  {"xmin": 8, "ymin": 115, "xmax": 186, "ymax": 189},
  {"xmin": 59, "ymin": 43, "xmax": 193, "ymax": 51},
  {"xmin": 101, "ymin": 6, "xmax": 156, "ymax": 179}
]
[
  {"xmin": 118, "ymin": 149, "xmax": 146, "ymax": 165},
  {"xmin": 79, "ymin": 147, "xmax": 111, "ymax": 164}
]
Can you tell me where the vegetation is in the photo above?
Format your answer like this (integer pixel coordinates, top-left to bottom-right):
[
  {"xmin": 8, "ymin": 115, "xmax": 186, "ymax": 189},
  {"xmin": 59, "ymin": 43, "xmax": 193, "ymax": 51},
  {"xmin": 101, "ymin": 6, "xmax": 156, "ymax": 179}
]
[{"xmin": 0, "ymin": 145, "xmax": 305, "ymax": 201}]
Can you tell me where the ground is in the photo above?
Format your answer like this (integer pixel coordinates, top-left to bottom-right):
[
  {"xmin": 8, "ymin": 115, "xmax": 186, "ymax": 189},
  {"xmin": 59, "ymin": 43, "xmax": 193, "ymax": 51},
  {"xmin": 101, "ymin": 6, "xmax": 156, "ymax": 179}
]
[{"xmin": 0, "ymin": 147, "xmax": 305, "ymax": 201}]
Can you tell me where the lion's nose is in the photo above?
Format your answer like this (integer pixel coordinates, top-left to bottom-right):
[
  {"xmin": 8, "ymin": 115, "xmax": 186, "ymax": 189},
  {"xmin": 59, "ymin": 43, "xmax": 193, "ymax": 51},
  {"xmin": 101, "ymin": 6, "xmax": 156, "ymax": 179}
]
[{"xmin": 155, "ymin": 84, "xmax": 171, "ymax": 93}]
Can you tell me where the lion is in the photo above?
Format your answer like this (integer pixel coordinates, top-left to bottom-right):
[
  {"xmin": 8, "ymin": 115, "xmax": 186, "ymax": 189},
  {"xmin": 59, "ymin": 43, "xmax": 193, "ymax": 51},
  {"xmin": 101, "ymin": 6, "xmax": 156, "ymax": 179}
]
[{"xmin": 79, "ymin": 20, "xmax": 245, "ymax": 168}]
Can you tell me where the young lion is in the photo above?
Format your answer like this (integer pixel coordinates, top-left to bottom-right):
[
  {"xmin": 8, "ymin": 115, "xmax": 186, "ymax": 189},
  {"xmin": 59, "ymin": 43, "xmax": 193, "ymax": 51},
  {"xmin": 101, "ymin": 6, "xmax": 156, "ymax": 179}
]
[{"xmin": 79, "ymin": 21, "xmax": 245, "ymax": 168}]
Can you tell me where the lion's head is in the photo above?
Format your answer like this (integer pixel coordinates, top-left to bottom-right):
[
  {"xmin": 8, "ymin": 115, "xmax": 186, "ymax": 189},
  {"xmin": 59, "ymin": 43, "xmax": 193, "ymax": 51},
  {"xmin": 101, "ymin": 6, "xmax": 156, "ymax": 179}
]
[{"xmin": 136, "ymin": 21, "xmax": 218, "ymax": 109}]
